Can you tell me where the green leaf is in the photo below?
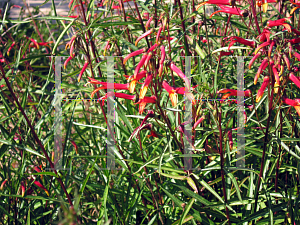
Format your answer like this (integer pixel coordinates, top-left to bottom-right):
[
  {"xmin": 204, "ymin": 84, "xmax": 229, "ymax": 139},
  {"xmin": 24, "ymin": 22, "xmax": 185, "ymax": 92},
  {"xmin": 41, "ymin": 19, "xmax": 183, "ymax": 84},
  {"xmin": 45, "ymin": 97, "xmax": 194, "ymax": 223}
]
[
  {"xmin": 212, "ymin": 46, "xmax": 251, "ymax": 54},
  {"xmin": 0, "ymin": 138, "xmax": 45, "ymax": 158},
  {"xmin": 52, "ymin": 19, "xmax": 76, "ymax": 54},
  {"xmin": 160, "ymin": 186, "xmax": 184, "ymax": 208},
  {"xmin": 179, "ymin": 198, "xmax": 195, "ymax": 225}
]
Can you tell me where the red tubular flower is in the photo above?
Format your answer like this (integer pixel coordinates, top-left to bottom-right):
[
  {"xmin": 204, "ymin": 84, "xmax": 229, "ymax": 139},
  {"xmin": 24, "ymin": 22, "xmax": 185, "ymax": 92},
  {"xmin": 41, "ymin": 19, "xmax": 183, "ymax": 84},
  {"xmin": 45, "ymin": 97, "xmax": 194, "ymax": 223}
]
[
  {"xmin": 291, "ymin": 28, "xmax": 300, "ymax": 35},
  {"xmin": 78, "ymin": 61, "xmax": 89, "ymax": 82},
  {"xmin": 124, "ymin": 71, "xmax": 147, "ymax": 93},
  {"xmin": 267, "ymin": 17, "xmax": 292, "ymax": 32},
  {"xmin": 143, "ymin": 12, "xmax": 149, "ymax": 20},
  {"xmin": 225, "ymin": 36, "xmax": 255, "ymax": 50},
  {"xmin": 282, "ymin": 97, "xmax": 300, "ymax": 116},
  {"xmin": 268, "ymin": 41, "xmax": 275, "ymax": 58},
  {"xmin": 145, "ymin": 17, "xmax": 153, "ymax": 30},
  {"xmin": 257, "ymin": 28, "xmax": 272, "ymax": 42},
  {"xmin": 0, "ymin": 179, "xmax": 7, "ymax": 191},
  {"xmin": 220, "ymin": 51, "xmax": 234, "ymax": 57},
  {"xmin": 169, "ymin": 62, "xmax": 191, "ymax": 91},
  {"xmin": 256, "ymin": 0, "xmax": 277, "ymax": 13},
  {"xmin": 254, "ymin": 58, "xmax": 268, "ymax": 85},
  {"xmin": 162, "ymin": 81, "xmax": 177, "ymax": 107},
  {"xmin": 147, "ymin": 130, "xmax": 159, "ymax": 138},
  {"xmin": 144, "ymin": 52, "xmax": 152, "ymax": 68},
  {"xmin": 107, "ymin": 92, "xmax": 135, "ymax": 100},
  {"xmin": 11, "ymin": 5, "xmax": 22, "ymax": 8},
  {"xmin": 290, "ymin": 0, "xmax": 300, "ymax": 14},
  {"xmin": 73, "ymin": 2, "xmax": 86, "ymax": 10},
  {"xmin": 249, "ymin": 52, "xmax": 262, "ymax": 69},
  {"xmin": 294, "ymin": 51, "xmax": 300, "ymax": 61},
  {"xmin": 139, "ymin": 73, "xmax": 153, "ymax": 99},
  {"xmin": 90, "ymin": 82, "xmax": 130, "ymax": 98},
  {"xmin": 25, "ymin": 36, "xmax": 39, "ymax": 49},
  {"xmin": 30, "ymin": 41, "xmax": 53, "ymax": 49},
  {"xmin": 256, "ymin": 76, "xmax": 270, "ymax": 102},
  {"xmin": 156, "ymin": 26, "xmax": 163, "ymax": 44},
  {"xmin": 209, "ymin": 5, "xmax": 248, "ymax": 18},
  {"xmin": 254, "ymin": 41, "xmax": 270, "ymax": 55},
  {"xmin": 103, "ymin": 40, "xmax": 110, "ymax": 56},
  {"xmin": 270, "ymin": 60, "xmax": 280, "ymax": 85},
  {"xmin": 68, "ymin": 0, "xmax": 74, "ymax": 8},
  {"xmin": 283, "ymin": 53, "xmax": 290, "ymax": 70},
  {"xmin": 135, "ymin": 29, "xmax": 153, "ymax": 46},
  {"xmin": 193, "ymin": 115, "xmax": 205, "ymax": 130},
  {"xmin": 147, "ymin": 43, "xmax": 158, "ymax": 53},
  {"xmin": 65, "ymin": 15, "xmax": 79, "ymax": 18},
  {"xmin": 64, "ymin": 56, "xmax": 73, "ymax": 69},
  {"xmin": 289, "ymin": 72, "xmax": 300, "ymax": 89},
  {"xmin": 160, "ymin": 36, "xmax": 175, "ymax": 41},
  {"xmin": 70, "ymin": 41, "xmax": 76, "ymax": 58},
  {"xmin": 98, "ymin": 92, "xmax": 136, "ymax": 106},
  {"xmin": 21, "ymin": 181, "xmax": 25, "ymax": 197},
  {"xmin": 65, "ymin": 35, "xmax": 76, "ymax": 50},
  {"xmin": 174, "ymin": 87, "xmax": 196, "ymax": 105},
  {"xmin": 196, "ymin": 0, "xmax": 234, "ymax": 10},
  {"xmin": 123, "ymin": 48, "xmax": 146, "ymax": 65},
  {"xmin": 134, "ymin": 54, "xmax": 148, "ymax": 79},
  {"xmin": 227, "ymin": 129, "xmax": 233, "ymax": 150},
  {"xmin": 158, "ymin": 46, "xmax": 166, "ymax": 77},
  {"xmin": 288, "ymin": 42, "xmax": 293, "ymax": 58},
  {"xmin": 7, "ymin": 42, "xmax": 15, "ymax": 56},
  {"xmin": 124, "ymin": 71, "xmax": 147, "ymax": 82},
  {"xmin": 218, "ymin": 89, "xmax": 251, "ymax": 99},
  {"xmin": 69, "ymin": 140, "xmax": 78, "ymax": 154},
  {"xmin": 135, "ymin": 96, "xmax": 157, "ymax": 114},
  {"xmin": 33, "ymin": 181, "xmax": 49, "ymax": 196}
]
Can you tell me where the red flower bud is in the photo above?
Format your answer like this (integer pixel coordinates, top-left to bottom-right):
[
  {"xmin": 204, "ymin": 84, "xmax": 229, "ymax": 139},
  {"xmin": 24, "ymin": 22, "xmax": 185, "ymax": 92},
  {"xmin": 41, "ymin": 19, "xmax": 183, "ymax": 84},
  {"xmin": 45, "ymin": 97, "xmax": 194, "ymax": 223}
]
[
  {"xmin": 123, "ymin": 48, "xmax": 146, "ymax": 65},
  {"xmin": 254, "ymin": 58, "xmax": 268, "ymax": 85},
  {"xmin": 135, "ymin": 29, "xmax": 153, "ymax": 46},
  {"xmin": 249, "ymin": 52, "xmax": 261, "ymax": 69},
  {"xmin": 78, "ymin": 61, "xmax": 89, "ymax": 82},
  {"xmin": 256, "ymin": 76, "xmax": 270, "ymax": 102}
]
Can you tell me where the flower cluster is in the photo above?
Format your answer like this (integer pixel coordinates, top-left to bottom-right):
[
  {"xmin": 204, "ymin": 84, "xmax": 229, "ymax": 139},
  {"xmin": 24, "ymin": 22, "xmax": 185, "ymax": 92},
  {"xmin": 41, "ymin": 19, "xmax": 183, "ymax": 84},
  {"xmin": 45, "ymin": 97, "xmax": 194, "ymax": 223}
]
[{"xmin": 88, "ymin": 19, "xmax": 197, "ymax": 116}]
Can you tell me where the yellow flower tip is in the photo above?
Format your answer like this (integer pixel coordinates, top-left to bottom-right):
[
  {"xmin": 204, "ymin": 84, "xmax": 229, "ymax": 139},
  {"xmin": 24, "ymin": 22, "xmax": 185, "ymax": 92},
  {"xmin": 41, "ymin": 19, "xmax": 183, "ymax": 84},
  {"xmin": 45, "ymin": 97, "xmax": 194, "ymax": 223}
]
[
  {"xmin": 129, "ymin": 80, "xmax": 137, "ymax": 93},
  {"xmin": 169, "ymin": 92, "xmax": 177, "ymax": 107},
  {"xmin": 290, "ymin": 7, "xmax": 299, "ymax": 14},
  {"xmin": 139, "ymin": 86, "xmax": 148, "ymax": 99},
  {"xmin": 7, "ymin": 52, "xmax": 9, "ymax": 56},
  {"xmin": 36, "ymin": 43, "xmax": 40, "ymax": 50},
  {"xmin": 196, "ymin": 2, "xmax": 207, "ymax": 11},
  {"xmin": 294, "ymin": 106, "xmax": 300, "ymax": 117},
  {"xmin": 262, "ymin": 3, "xmax": 268, "ymax": 13},
  {"xmin": 256, "ymin": 95, "xmax": 262, "ymax": 103},
  {"xmin": 283, "ymin": 23, "xmax": 292, "ymax": 32}
]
